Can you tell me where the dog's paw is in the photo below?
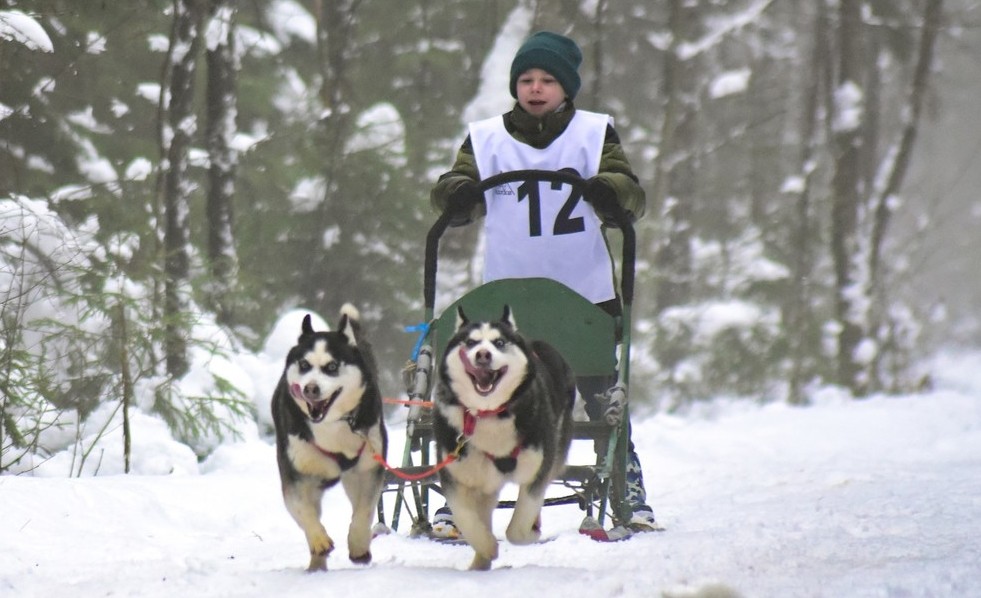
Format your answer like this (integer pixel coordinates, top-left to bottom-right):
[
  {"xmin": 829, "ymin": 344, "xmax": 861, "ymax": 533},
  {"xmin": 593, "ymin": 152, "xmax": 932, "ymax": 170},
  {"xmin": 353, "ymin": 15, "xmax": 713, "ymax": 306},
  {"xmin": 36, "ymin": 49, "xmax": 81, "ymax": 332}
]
[
  {"xmin": 306, "ymin": 555, "xmax": 328, "ymax": 572},
  {"xmin": 505, "ymin": 526, "xmax": 541, "ymax": 545},
  {"xmin": 468, "ymin": 554, "xmax": 493, "ymax": 571},
  {"xmin": 306, "ymin": 537, "xmax": 334, "ymax": 571},
  {"xmin": 349, "ymin": 550, "xmax": 372, "ymax": 565},
  {"xmin": 505, "ymin": 515, "xmax": 542, "ymax": 545}
]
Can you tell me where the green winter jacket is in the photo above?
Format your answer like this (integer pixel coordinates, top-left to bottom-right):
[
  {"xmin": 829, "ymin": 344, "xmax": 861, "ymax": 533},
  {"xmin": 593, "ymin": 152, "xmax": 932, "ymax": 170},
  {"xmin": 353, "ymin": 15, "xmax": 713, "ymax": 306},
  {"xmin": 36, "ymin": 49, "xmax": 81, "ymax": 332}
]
[{"xmin": 430, "ymin": 102, "xmax": 646, "ymax": 225}]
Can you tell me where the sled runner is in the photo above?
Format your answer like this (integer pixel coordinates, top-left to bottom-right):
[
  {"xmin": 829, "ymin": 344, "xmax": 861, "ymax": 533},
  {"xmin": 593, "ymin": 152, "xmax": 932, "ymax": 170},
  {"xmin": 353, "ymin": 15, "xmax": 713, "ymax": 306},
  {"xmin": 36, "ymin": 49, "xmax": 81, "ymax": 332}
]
[{"xmin": 376, "ymin": 170, "xmax": 640, "ymax": 542}]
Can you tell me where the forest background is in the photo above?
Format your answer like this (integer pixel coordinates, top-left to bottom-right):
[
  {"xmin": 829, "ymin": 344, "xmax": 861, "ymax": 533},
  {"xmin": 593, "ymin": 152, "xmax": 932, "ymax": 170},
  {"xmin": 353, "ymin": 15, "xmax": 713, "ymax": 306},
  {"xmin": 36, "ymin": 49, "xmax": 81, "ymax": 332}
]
[{"xmin": 3, "ymin": 0, "xmax": 981, "ymax": 469}]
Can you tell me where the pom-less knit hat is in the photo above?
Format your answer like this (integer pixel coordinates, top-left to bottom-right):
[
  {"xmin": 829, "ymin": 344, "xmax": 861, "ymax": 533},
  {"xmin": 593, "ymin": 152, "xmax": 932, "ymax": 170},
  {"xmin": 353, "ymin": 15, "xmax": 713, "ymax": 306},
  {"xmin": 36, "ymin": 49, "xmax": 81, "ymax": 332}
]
[{"xmin": 509, "ymin": 31, "xmax": 582, "ymax": 100}]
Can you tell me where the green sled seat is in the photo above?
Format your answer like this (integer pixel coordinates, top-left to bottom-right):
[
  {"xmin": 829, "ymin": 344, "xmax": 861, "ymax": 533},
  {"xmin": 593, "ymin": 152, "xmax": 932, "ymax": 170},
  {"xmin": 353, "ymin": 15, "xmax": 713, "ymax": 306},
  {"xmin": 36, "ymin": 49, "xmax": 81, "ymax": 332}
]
[{"xmin": 431, "ymin": 277, "xmax": 617, "ymax": 378}]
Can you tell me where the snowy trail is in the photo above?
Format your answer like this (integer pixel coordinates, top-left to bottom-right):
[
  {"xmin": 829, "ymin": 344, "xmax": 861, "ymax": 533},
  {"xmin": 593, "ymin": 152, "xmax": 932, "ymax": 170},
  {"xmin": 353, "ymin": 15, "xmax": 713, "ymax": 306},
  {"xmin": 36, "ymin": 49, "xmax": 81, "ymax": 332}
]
[{"xmin": 3, "ymin": 362, "xmax": 981, "ymax": 597}]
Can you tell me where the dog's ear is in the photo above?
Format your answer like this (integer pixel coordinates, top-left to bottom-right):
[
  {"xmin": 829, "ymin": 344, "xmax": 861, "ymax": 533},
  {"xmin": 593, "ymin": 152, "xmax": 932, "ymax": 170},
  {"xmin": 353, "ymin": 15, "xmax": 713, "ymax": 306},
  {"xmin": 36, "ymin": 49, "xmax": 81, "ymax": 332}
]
[
  {"xmin": 339, "ymin": 315, "xmax": 358, "ymax": 346},
  {"xmin": 501, "ymin": 305, "xmax": 517, "ymax": 331},
  {"xmin": 338, "ymin": 303, "xmax": 360, "ymax": 346},
  {"xmin": 300, "ymin": 314, "xmax": 314, "ymax": 338},
  {"xmin": 455, "ymin": 305, "xmax": 470, "ymax": 331}
]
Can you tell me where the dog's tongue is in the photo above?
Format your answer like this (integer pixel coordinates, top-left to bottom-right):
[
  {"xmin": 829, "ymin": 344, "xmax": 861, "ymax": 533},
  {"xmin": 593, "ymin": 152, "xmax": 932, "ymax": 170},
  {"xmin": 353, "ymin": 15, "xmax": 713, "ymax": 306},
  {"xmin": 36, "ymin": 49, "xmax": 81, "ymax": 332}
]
[
  {"xmin": 458, "ymin": 346, "xmax": 505, "ymax": 394},
  {"xmin": 291, "ymin": 383, "xmax": 333, "ymax": 422},
  {"xmin": 459, "ymin": 346, "xmax": 491, "ymax": 381}
]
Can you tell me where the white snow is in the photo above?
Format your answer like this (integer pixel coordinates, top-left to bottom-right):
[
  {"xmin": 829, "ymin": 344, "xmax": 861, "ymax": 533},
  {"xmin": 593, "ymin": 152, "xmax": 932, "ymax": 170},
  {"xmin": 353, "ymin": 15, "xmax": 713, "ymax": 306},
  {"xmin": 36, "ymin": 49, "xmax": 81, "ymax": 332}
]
[
  {"xmin": 709, "ymin": 69, "xmax": 751, "ymax": 99},
  {"xmin": 136, "ymin": 82, "xmax": 164, "ymax": 103},
  {"xmin": 460, "ymin": 5, "xmax": 533, "ymax": 125},
  {"xmin": 676, "ymin": 0, "xmax": 773, "ymax": 61},
  {"xmin": 124, "ymin": 157, "xmax": 154, "ymax": 181},
  {"xmin": 663, "ymin": 300, "xmax": 776, "ymax": 343},
  {"xmin": 288, "ymin": 176, "xmax": 326, "ymax": 212},
  {"xmin": 204, "ymin": 6, "xmax": 233, "ymax": 52},
  {"xmin": 0, "ymin": 10, "xmax": 54, "ymax": 53},
  {"xmin": 780, "ymin": 175, "xmax": 805, "ymax": 194},
  {"xmin": 66, "ymin": 106, "xmax": 113, "ymax": 134},
  {"xmin": 2, "ymin": 346, "xmax": 979, "ymax": 596},
  {"xmin": 833, "ymin": 80, "xmax": 865, "ymax": 133},
  {"xmin": 85, "ymin": 31, "xmax": 106, "ymax": 55},
  {"xmin": 147, "ymin": 33, "xmax": 169, "ymax": 53},
  {"xmin": 346, "ymin": 103, "xmax": 407, "ymax": 167},
  {"xmin": 265, "ymin": 0, "xmax": 317, "ymax": 45}
]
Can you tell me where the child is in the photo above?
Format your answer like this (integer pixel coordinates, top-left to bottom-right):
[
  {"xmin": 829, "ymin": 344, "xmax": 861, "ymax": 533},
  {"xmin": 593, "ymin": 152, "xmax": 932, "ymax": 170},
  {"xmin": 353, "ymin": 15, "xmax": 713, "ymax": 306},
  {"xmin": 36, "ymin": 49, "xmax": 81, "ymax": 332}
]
[{"xmin": 429, "ymin": 31, "xmax": 661, "ymax": 535}]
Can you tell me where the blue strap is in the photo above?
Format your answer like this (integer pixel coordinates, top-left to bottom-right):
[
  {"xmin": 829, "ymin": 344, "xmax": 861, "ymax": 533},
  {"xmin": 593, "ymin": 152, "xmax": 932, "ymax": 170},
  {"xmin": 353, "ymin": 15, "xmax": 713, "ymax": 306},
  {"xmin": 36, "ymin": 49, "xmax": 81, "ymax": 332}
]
[{"xmin": 404, "ymin": 322, "xmax": 431, "ymax": 360}]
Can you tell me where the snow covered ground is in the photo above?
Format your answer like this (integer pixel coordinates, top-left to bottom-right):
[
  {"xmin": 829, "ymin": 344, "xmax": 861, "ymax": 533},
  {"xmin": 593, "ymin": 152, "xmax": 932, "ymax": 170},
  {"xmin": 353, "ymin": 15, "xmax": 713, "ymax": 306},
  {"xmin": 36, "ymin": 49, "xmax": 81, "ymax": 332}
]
[{"xmin": 3, "ymin": 350, "xmax": 980, "ymax": 597}]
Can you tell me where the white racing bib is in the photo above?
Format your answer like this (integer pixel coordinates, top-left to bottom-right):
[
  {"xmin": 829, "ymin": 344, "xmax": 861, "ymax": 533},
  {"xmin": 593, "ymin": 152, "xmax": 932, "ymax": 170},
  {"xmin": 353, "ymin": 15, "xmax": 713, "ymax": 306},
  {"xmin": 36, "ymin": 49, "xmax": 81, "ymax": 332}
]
[{"xmin": 469, "ymin": 110, "xmax": 616, "ymax": 304}]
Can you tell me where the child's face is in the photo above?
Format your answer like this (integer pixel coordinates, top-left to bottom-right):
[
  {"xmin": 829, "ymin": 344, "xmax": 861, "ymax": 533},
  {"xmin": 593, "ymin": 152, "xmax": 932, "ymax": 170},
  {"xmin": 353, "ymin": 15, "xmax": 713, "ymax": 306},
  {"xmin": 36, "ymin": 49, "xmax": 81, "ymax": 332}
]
[{"xmin": 515, "ymin": 68, "xmax": 566, "ymax": 117}]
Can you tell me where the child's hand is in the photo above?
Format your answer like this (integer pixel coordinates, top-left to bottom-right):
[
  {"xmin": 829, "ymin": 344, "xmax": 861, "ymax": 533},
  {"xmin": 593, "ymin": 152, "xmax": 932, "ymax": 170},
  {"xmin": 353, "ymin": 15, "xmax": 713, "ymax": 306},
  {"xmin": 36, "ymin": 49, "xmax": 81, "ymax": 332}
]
[
  {"xmin": 447, "ymin": 180, "xmax": 482, "ymax": 213},
  {"xmin": 443, "ymin": 180, "xmax": 482, "ymax": 226},
  {"xmin": 583, "ymin": 178, "xmax": 624, "ymax": 226}
]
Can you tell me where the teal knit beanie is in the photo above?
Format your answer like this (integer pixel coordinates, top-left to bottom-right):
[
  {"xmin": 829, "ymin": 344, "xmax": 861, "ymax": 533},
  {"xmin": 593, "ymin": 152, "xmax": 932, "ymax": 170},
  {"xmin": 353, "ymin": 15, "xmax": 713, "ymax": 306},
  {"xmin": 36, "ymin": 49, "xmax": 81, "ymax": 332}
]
[{"xmin": 509, "ymin": 31, "xmax": 582, "ymax": 100}]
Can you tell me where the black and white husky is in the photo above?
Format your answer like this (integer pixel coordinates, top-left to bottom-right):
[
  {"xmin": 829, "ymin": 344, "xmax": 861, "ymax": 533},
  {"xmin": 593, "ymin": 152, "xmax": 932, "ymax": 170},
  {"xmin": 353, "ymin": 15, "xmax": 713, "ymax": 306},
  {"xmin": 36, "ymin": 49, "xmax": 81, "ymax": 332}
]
[
  {"xmin": 271, "ymin": 305, "xmax": 388, "ymax": 571},
  {"xmin": 433, "ymin": 305, "xmax": 575, "ymax": 570}
]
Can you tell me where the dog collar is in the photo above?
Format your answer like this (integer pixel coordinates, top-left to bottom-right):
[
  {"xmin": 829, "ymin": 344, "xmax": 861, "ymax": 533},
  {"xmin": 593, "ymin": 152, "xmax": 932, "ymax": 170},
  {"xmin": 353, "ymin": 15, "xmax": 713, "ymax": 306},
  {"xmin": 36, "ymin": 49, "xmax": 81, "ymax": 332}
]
[
  {"xmin": 462, "ymin": 404, "xmax": 509, "ymax": 436},
  {"xmin": 461, "ymin": 405, "xmax": 523, "ymax": 461}
]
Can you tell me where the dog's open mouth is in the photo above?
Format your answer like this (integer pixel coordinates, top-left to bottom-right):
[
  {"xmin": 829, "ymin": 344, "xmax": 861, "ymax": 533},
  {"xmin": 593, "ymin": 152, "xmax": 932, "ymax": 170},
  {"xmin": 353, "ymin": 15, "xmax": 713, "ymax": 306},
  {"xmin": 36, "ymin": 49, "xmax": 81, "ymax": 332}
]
[
  {"xmin": 306, "ymin": 399, "xmax": 329, "ymax": 423},
  {"xmin": 291, "ymin": 384, "xmax": 342, "ymax": 423},
  {"xmin": 459, "ymin": 347, "xmax": 507, "ymax": 396},
  {"xmin": 468, "ymin": 367, "xmax": 506, "ymax": 396}
]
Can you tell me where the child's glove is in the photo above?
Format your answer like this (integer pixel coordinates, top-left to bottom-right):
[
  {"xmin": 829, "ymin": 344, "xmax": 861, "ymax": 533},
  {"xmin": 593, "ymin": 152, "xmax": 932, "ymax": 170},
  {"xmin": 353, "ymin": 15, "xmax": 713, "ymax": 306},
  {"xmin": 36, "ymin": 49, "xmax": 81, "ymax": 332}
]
[
  {"xmin": 445, "ymin": 180, "xmax": 482, "ymax": 225},
  {"xmin": 583, "ymin": 177, "xmax": 625, "ymax": 227}
]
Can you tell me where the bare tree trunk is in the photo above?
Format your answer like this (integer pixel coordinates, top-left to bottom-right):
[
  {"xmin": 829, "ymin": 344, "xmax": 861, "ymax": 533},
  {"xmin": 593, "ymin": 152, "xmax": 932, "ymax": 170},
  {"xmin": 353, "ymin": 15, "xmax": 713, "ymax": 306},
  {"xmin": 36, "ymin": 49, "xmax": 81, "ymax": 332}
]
[
  {"xmin": 867, "ymin": 0, "xmax": 942, "ymax": 290},
  {"xmin": 586, "ymin": 0, "xmax": 608, "ymax": 111},
  {"xmin": 313, "ymin": 0, "xmax": 359, "ymax": 176},
  {"xmin": 315, "ymin": 0, "xmax": 357, "ymax": 130},
  {"xmin": 314, "ymin": 0, "xmax": 358, "ymax": 174},
  {"xmin": 864, "ymin": 0, "xmax": 943, "ymax": 388},
  {"xmin": 204, "ymin": 0, "xmax": 239, "ymax": 326},
  {"xmin": 302, "ymin": 0, "xmax": 358, "ymax": 307},
  {"xmin": 653, "ymin": 0, "xmax": 698, "ymax": 318},
  {"xmin": 115, "ymin": 302, "xmax": 133, "ymax": 474},
  {"xmin": 786, "ymin": 2, "xmax": 831, "ymax": 405},
  {"xmin": 162, "ymin": 0, "xmax": 205, "ymax": 378},
  {"xmin": 829, "ymin": 0, "xmax": 866, "ymax": 395}
]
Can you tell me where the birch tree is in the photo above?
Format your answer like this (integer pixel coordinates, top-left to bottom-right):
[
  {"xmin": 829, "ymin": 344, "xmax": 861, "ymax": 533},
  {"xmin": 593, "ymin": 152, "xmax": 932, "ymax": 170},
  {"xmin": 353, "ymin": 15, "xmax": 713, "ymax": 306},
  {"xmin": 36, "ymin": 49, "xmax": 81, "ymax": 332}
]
[
  {"xmin": 651, "ymin": 0, "xmax": 699, "ymax": 381},
  {"xmin": 862, "ymin": 0, "xmax": 943, "ymax": 391},
  {"xmin": 786, "ymin": 3, "xmax": 832, "ymax": 404},
  {"xmin": 204, "ymin": 0, "xmax": 239, "ymax": 326},
  {"xmin": 827, "ymin": 0, "xmax": 943, "ymax": 396},
  {"xmin": 162, "ymin": 0, "xmax": 205, "ymax": 377},
  {"xmin": 829, "ymin": 0, "xmax": 866, "ymax": 394}
]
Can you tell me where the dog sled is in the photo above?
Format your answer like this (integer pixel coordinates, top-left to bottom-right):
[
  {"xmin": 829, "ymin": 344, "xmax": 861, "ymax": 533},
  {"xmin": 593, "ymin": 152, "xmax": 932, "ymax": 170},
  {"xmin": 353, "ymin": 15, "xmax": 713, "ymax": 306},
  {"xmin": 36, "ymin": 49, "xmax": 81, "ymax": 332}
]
[{"xmin": 377, "ymin": 169, "xmax": 640, "ymax": 542}]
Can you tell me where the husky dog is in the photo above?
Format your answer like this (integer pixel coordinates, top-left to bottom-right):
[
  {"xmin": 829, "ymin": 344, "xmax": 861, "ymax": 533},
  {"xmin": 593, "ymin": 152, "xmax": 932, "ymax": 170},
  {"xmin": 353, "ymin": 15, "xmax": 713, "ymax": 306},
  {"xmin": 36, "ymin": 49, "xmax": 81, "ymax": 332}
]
[
  {"xmin": 271, "ymin": 305, "xmax": 387, "ymax": 571},
  {"xmin": 433, "ymin": 305, "xmax": 575, "ymax": 570}
]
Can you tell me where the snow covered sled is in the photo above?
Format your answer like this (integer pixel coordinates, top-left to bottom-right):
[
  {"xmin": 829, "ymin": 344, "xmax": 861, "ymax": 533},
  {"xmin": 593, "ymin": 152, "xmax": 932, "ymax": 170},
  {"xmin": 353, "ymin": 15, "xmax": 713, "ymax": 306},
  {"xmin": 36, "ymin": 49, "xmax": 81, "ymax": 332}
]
[{"xmin": 376, "ymin": 170, "xmax": 640, "ymax": 542}]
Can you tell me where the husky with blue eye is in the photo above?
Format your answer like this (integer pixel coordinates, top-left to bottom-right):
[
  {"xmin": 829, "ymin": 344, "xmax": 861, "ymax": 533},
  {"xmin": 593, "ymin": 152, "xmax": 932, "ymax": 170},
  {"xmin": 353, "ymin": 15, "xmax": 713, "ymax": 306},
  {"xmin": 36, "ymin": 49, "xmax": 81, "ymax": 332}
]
[
  {"xmin": 271, "ymin": 304, "xmax": 387, "ymax": 572},
  {"xmin": 432, "ymin": 305, "xmax": 575, "ymax": 570}
]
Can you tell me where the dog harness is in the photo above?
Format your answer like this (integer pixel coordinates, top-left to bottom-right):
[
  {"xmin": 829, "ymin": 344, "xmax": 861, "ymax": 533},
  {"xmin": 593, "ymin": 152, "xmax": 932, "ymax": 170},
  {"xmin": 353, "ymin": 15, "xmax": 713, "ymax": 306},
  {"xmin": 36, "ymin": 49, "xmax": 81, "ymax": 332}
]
[
  {"xmin": 313, "ymin": 439, "xmax": 366, "ymax": 471},
  {"xmin": 461, "ymin": 405, "xmax": 523, "ymax": 462},
  {"xmin": 461, "ymin": 405, "xmax": 507, "ymax": 436}
]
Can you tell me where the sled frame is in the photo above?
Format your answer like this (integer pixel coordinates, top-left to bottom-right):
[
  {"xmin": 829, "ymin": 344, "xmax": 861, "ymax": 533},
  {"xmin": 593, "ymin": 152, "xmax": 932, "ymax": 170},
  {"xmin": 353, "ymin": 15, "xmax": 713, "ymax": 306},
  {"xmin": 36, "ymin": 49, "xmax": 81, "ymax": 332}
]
[{"xmin": 378, "ymin": 170, "xmax": 638, "ymax": 538}]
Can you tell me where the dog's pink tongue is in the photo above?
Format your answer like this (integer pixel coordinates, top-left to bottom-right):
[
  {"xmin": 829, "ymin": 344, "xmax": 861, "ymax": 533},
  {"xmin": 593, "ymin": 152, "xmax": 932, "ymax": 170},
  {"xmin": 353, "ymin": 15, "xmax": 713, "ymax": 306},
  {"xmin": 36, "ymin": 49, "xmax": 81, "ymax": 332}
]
[{"xmin": 459, "ymin": 346, "xmax": 494, "ymax": 387}]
